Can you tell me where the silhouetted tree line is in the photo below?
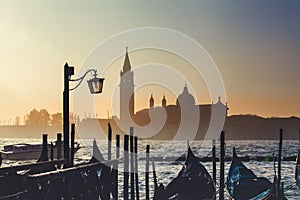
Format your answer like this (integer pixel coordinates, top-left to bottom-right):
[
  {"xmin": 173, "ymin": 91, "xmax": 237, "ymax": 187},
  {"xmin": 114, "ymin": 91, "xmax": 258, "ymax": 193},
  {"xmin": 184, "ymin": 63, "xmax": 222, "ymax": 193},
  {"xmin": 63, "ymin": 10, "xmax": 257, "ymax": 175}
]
[{"xmin": 24, "ymin": 109, "xmax": 77, "ymax": 126}]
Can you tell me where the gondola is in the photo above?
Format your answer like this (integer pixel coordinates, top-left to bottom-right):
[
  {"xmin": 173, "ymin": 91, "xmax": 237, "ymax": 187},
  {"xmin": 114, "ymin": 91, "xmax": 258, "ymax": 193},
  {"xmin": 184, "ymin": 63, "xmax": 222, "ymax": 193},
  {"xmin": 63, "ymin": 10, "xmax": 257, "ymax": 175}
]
[
  {"xmin": 89, "ymin": 138, "xmax": 105, "ymax": 163},
  {"xmin": 2, "ymin": 141, "xmax": 80, "ymax": 161},
  {"xmin": 226, "ymin": 148, "xmax": 286, "ymax": 200},
  {"xmin": 295, "ymin": 148, "xmax": 300, "ymax": 189},
  {"xmin": 154, "ymin": 146, "xmax": 216, "ymax": 200},
  {"xmin": 88, "ymin": 138, "xmax": 118, "ymax": 200}
]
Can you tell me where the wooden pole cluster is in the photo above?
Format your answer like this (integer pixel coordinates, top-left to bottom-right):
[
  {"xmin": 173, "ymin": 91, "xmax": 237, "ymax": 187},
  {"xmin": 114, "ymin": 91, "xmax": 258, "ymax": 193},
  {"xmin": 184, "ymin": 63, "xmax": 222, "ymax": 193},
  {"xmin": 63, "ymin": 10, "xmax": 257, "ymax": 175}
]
[
  {"xmin": 122, "ymin": 127, "xmax": 140, "ymax": 200},
  {"xmin": 105, "ymin": 126, "xmax": 140, "ymax": 200}
]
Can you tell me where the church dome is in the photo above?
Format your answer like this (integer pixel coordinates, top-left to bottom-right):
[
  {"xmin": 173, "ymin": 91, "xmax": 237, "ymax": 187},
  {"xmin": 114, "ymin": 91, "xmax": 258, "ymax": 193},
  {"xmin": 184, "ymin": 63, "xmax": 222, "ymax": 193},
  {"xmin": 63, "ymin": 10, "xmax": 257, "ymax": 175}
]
[{"xmin": 176, "ymin": 84, "xmax": 195, "ymax": 106}]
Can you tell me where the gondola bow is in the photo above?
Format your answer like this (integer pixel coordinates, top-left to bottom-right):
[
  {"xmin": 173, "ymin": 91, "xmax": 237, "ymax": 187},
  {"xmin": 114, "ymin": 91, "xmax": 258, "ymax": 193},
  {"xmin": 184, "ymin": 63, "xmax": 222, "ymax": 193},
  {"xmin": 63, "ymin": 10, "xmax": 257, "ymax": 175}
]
[{"xmin": 154, "ymin": 146, "xmax": 216, "ymax": 200}]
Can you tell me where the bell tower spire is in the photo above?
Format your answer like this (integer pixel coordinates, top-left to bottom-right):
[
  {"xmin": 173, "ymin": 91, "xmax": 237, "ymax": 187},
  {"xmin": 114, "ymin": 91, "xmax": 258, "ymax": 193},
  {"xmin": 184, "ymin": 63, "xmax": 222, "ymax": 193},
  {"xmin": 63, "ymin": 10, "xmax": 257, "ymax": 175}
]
[{"xmin": 122, "ymin": 46, "xmax": 131, "ymax": 73}]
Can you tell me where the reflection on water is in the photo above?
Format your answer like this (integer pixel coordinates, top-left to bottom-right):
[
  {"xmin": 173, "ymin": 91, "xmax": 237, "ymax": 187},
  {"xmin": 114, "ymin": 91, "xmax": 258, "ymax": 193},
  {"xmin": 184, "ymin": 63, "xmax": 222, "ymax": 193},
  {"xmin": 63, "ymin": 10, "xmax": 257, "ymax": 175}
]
[{"xmin": 0, "ymin": 138, "xmax": 299, "ymax": 199}]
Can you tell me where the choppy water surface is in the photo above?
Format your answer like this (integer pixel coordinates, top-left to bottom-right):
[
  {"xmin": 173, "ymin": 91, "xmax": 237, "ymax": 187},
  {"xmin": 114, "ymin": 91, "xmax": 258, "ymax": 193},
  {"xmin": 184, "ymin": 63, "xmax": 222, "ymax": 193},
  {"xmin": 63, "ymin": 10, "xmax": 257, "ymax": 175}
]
[{"xmin": 0, "ymin": 138, "xmax": 299, "ymax": 199}]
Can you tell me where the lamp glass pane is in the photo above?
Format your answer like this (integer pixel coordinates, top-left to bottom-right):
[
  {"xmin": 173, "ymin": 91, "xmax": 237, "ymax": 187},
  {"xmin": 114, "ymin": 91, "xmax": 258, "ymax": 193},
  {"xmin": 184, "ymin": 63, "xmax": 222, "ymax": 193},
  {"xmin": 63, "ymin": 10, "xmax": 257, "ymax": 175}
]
[{"xmin": 87, "ymin": 78, "xmax": 104, "ymax": 94}]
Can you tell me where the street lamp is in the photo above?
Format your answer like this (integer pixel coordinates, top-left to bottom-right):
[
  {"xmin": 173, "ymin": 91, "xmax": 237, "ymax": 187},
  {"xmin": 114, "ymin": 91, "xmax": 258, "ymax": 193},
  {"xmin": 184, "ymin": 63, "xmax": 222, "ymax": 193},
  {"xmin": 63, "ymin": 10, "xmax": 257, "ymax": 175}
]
[
  {"xmin": 87, "ymin": 74, "xmax": 105, "ymax": 94},
  {"xmin": 63, "ymin": 62, "xmax": 104, "ymax": 161}
]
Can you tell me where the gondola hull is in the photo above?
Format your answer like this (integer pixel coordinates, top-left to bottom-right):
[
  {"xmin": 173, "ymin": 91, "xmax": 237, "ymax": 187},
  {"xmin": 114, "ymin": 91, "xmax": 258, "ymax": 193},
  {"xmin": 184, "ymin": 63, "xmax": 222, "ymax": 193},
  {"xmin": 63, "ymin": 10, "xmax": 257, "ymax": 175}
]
[
  {"xmin": 154, "ymin": 146, "xmax": 216, "ymax": 200},
  {"xmin": 227, "ymin": 178, "xmax": 271, "ymax": 200},
  {"xmin": 226, "ymin": 148, "xmax": 286, "ymax": 200},
  {"xmin": 167, "ymin": 176, "xmax": 216, "ymax": 200}
]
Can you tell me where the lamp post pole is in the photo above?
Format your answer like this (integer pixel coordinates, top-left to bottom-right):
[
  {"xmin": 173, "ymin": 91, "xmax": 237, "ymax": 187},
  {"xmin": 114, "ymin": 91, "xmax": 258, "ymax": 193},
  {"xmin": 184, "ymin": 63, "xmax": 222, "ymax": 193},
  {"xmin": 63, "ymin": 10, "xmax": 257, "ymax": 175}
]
[
  {"xmin": 63, "ymin": 62, "xmax": 104, "ymax": 162},
  {"xmin": 63, "ymin": 63, "xmax": 74, "ymax": 161}
]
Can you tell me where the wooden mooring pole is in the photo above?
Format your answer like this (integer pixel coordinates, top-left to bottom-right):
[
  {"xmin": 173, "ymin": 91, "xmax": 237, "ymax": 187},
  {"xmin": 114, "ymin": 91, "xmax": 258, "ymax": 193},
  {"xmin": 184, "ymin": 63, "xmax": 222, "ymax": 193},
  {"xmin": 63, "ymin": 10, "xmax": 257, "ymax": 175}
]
[
  {"xmin": 146, "ymin": 144, "xmax": 150, "ymax": 200},
  {"xmin": 130, "ymin": 127, "xmax": 135, "ymax": 200},
  {"xmin": 124, "ymin": 135, "xmax": 129, "ymax": 200},
  {"xmin": 116, "ymin": 135, "xmax": 120, "ymax": 159},
  {"xmin": 70, "ymin": 123, "xmax": 75, "ymax": 166},
  {"xmin": 212, "ymin": 139, "xmax": 216, "ymax": 184},
  {"xmin": 115, "ymin": 134, "xmax": 120, "ymax": 200},
  {"xmin": 278, "ymin": 129, "xmax": 283, "ymax": 191},
  {"xmin": 111, "ymin": 130, "xmax": 119, "ymax": 200},
  {"xmin": 57, "ymin": 133, "xmax": 62, "ymax": 159},
  {"xmin": 108, "ymin": 123, "xmax": 112, "ymax": 160},
  {"xmin": 135, "ymin": 136, "xmax": 140, "ymax": 200},
  {"xmin": 50, "ymin": 142, "xmax": 54, "ymax": 161},
  {"xmin": 152, "ymin": 159, "xmax": 158, "ymax": 190},
  {"xmin": 219, "ymin": 131, "xmax": 225, "ymax": 200},
  {"xmin": 38, "ymin": 134, "xmax": 49, "ymax": 162}
]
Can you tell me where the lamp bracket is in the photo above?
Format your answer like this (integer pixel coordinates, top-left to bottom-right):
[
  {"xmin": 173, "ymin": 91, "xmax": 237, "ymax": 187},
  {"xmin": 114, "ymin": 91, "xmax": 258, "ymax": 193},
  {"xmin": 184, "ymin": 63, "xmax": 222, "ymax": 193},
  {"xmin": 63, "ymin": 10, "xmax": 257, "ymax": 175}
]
[{"xmin": 69, "ymin": 69, "xmax": 97, "ymax": 91}]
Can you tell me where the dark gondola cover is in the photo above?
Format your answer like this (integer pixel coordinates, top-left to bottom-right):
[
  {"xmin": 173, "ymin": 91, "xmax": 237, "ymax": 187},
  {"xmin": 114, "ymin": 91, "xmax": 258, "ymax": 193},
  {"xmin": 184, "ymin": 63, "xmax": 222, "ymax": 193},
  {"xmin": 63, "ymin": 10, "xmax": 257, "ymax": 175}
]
[
  {"xmin": 296, "ymin": 149, "xmax": 300, "ymax": 190},
  {"xmin": 226, "ymin": 148, "xmax": 286, "ymax": 200},
  {"xmin": 154, "ymin": 146, "xmax": 216, "ymax": 200},
  {"xmin": 227, "ymin": 148, "xmax": 271, "ymax": 199}
]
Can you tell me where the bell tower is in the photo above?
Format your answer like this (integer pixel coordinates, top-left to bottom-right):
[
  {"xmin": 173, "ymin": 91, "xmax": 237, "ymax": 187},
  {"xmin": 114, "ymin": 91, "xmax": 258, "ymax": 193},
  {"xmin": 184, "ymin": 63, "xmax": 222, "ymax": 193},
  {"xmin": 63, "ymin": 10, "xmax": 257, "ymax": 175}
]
[{"xmin": 120, "ymin": 47, "xmax": 134, "ymax": 121}]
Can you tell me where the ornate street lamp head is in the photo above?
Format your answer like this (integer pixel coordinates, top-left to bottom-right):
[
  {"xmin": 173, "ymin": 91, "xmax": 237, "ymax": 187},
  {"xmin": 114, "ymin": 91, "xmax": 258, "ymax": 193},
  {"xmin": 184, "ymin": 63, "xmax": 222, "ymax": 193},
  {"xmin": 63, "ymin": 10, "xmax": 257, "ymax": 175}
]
[{"xmin": 87, "ymin": 76, "xmax": 104, "ymax": 94}]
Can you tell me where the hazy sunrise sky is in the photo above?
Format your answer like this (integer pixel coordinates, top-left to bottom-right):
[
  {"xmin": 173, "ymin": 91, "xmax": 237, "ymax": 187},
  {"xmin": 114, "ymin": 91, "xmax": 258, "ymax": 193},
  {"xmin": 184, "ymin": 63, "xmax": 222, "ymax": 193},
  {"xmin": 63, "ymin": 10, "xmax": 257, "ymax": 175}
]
[{"xmin": 0, "ymin": 1, "xmax": 300, "ymax": 123}]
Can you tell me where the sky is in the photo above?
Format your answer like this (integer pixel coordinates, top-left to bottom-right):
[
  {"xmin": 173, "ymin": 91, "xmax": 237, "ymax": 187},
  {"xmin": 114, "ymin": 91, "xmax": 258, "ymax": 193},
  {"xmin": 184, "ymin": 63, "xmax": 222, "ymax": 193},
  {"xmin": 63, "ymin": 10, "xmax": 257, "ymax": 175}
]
[{"xmin": 0, "ymin": 1, "xmax": 300, "ymax": 124}]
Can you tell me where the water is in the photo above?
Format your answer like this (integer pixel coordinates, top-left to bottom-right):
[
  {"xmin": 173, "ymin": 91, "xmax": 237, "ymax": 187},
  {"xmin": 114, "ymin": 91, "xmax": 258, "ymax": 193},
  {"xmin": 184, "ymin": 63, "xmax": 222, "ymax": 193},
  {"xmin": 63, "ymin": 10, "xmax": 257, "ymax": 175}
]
[{"xmin": 0, "ymin": 138, "xmax": 299, "ymax": 199}]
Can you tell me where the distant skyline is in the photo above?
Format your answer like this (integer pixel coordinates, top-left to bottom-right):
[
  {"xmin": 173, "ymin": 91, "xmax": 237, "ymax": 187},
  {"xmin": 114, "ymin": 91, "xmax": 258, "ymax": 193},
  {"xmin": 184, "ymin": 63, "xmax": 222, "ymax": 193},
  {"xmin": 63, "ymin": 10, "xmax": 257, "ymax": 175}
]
[{"xmin": 0, "ymin": 1, "xmax": 300, "ymax": 121}]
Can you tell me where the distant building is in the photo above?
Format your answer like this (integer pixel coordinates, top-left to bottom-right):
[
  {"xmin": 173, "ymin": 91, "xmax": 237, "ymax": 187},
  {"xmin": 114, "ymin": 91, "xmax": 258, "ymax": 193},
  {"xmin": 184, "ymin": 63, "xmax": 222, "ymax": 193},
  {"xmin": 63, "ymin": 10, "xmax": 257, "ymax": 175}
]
[
  {"xmin": 78, "ymin": 49, "xmax": 300, "ymax": 140},
  {"xmin": 117, "ymin": 48, "xmax": 228, "ymax": 139}
]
